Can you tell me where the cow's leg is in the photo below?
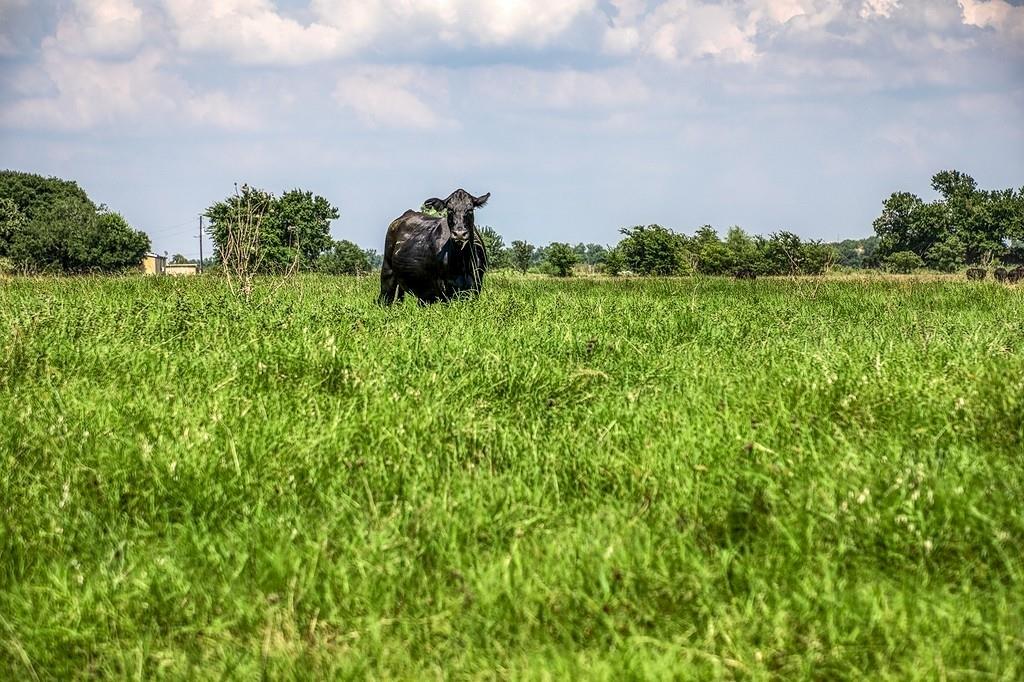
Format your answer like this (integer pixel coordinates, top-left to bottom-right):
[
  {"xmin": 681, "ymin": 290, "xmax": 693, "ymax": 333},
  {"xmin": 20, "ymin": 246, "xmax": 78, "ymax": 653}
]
[{"xmin": 378, "ymin": 262, "xmax": 402, "ymax": 305}]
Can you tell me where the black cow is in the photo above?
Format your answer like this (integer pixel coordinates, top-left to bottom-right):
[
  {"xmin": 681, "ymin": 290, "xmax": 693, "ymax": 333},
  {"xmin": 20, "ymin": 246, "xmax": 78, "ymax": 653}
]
[
  {"xmin": 994, "ymin": 267, "xmax": 1008, "ymax": 283},
  {"xmin": 1008, "ymin": 266, "xmax": 1024, "ymax": 284},
  {"xmin": 378, "ymin": 189, "xmax": 490, "ymax": 305},
  {"xmin": 966, "ymin": 267, "xmax": 987, "ymax": 281}
]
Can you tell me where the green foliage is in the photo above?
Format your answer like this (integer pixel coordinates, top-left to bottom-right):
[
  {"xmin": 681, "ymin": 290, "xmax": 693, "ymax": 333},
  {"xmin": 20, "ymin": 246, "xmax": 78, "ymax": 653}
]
[
  {"xmin": 884, "ymin": 250, "xmax": 925, "ymax": 274},
  {"xmin": 0, "ymin": 171, "xmax": 149, "ymax": 273},
  {"xmin": 477, "ymin": 226, "xmax": 508, "ymax": 269},
  {"xmin": 545, "ymin": 242, "xmax": 578, "ymax": 277},
  {"xmin": 206, "ymin": 185, "xmax": 339, "ymax": 272},
  {"xmin": 169, "ymin": 254, "xmax": 191, "ymax": 264},
  {"xmin": 316, "ymin": 239, "xmax": 373, "ymax": 275},
  {"xmin": 873, "ymin": 170, "xmax": 1024, "ymax": 266},
  {"xmin": 1, "ymin": 275, "xmax": 1022, "ymax": 678},
  {"xmin": 0, "ymin": 197, "xmax": 27, "ymax": 258},
  {"xmin": 925, "ymin": 235, "xmax": 966, "ymax": 273},
  {"xmin": 830, "ymin": 236, "xmax": 880, "ymax": 268},
  {"xmin": 509, "ymin": 240, "xmax": 535, "ymax": 274},
  {"xmin": 600, "ymin": 247, "xmax": 625, "ymax": 275},
  {"xmin": 617, "ymin": 224, "xmax": 688, "ymax": 275}
]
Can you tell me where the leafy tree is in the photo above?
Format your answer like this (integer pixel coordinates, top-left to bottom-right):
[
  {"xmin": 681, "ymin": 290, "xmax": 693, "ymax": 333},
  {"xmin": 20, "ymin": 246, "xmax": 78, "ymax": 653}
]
[
  {"xmin": 691, "ymin": 225, "xmax": 733, "ymax": 275},
  {"xmin": 873, "ymin": 191, "xmax": 938, "ymax": 258},
  {"xmin": 365, "ymin": 249, "xmax": 384, "ymax": 269},
  {"xmin": 510, "ymin": 240, "xmax": 535, "ymax": 274},
  {"xmin": 799, "ymin": 240, "xmax": 836, "ymax": 275},
  {"xmin": 0, "ymin": 171, "xmax": 149, "ymax": 273},
  {"xmin": 545, "ymin": 242, "xmax": 578, "ymax": 277},
  {"xmin": 170, "ymin": 254, "xmax": 191, "ymax": 264},
  {"xmin": 873, "ymin": 170, "xmax": 1024, "ymax": 266},
  {"xmin": 830, "ymin": 236, "xmax": 880, "ymax": 268},
  {"xmin": 272, "ymin": 189, "xmax": 338, "ymax": 263},
  {"xmin": 925, "ymin": 235, "xmax": 965, "ymax": 273},
  {"xmin": 80, "ymin": 212, "xmax": 150, "ymax": 271},
  {"xmin": 601, "ymin": 247, "xmax": 625, "ymax": 275},
  {"xmin": 478, "ymin": 226, "xmax": 508, "ymax": 269},
  {"xmin": 206, "ymin": 185, "xmax": 339, "ymax": 272},
  {"xmin": 617, "ymin": 224, "xmax": 687, "ymax": 275},
  {"xmin": 317, "ymin": 240, "xmax": 372, "ymax": 275},
  {"xmin": 0, "ymin": 197, "xmax": 26, "ymax": 258},
  {"xmin": 724, "ymin": 226, "xmax": 762, "ymax": 273},
  {"xmin": 884, "ymin": 250, "xmax": 925, "ymax": 274}
]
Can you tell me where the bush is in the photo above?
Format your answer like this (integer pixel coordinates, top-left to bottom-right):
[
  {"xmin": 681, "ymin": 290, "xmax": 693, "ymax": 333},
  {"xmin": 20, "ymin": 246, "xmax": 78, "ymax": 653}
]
[
  {"xmin": 884, "ymin": 250, "xmax": 925, "ymax": 274},
  {"xmin": 1, "ymin": 171, "xmax": 149, "ymax": 273},
  {"xmin": 618, "ymin": 224, "xmax": 687, "ymax": 276},
  {"xmin": 510, "ymin": 241, "xmax": 535, "ymax": 274},
  {"xmin": 545, "ymin": 242, "xmax": 578, "ymax": 277},
  {"xmin": 316, "ymin": 240, "xmax": 373, "ymax": 275},
  {"xmin": 600, "ymin": 248, "xmax": 625, "ymax": 276}
]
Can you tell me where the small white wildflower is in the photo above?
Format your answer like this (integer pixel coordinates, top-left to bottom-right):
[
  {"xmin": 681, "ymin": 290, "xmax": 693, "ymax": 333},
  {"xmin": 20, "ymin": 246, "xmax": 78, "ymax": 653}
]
[
  {"xmin": 59, "ymin": 481, "xmax": 70, "ymax": 509},
  {"xmin": 923, "ymin": 539, "xmax": 933, "ymax": 553},
  {"xmin": 857, "ymin": 488, "xmax": 870, "ymax": 505},
  {"xmin": 954, "ymin": 397, "xmax": 966, "ymax": 410},
  {"xmin": 911, "ymin": 490, "xmax": 920, "ymax": 502}
]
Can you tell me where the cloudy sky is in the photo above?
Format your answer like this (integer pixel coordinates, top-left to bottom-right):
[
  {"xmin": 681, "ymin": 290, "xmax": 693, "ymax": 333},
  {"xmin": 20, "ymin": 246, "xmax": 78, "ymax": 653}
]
[{"xmin": 1, "ymin": 0, "xmax": 1022, "ymax": 258}]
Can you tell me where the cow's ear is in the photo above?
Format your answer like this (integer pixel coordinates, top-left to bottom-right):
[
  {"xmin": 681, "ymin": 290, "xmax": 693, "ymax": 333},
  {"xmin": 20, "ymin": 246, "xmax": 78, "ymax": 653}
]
[
  {"xmin": 472, "ymin": 192, "xmax": 490, "ymax": 208},
  {"xmin": 423, "ymin": 198, "xmax": 445, "ymax": 212}
]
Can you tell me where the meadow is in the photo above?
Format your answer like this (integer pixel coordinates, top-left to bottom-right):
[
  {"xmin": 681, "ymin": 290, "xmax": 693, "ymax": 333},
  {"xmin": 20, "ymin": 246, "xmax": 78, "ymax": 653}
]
[{"xmin": 1, "ymin": 273, "xmax": 1022, "ymax": 679}]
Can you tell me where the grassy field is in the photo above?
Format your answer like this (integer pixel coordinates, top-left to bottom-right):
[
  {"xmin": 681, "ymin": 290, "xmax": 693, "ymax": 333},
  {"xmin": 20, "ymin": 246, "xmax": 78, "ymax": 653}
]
[{"xmin": 1, "ymin": 273, "xmax": 1022, "ymax": 679}]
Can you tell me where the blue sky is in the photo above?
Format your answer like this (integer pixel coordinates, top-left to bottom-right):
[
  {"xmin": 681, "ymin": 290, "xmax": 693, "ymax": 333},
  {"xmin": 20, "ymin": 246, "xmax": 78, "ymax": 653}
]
[{"xmin": 1, "ymin": 0, "xmax": 1022, "ymax": 259}]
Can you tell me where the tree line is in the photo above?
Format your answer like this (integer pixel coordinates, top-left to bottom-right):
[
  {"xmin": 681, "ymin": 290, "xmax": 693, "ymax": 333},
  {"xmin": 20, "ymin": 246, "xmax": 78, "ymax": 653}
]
[{"xmin": 2, "ymin": 169, "xmax": 1020, "ymax": 276}]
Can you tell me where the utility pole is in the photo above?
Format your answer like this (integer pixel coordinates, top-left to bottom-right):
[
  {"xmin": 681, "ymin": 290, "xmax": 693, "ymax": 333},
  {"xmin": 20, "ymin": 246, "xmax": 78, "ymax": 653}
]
[{"xmin": 198, "ymin": 215, "xmax": 204, "ymax": 274}]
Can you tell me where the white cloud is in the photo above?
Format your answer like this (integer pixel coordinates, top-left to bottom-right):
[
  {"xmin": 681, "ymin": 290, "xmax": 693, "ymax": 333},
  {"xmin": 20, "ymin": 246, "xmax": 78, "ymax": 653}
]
[
  {"xmin": 859, "ymin": 0, "xmax": 901, "ymax": 20},
  {"xmin": 469, "ymin": 67, "xmax": 650, "ymax": 111},
  {"xmin": 333, "ymin": 66, "xmax": 449, "ymax": 130},
  {"xmin": 1, "ymin": 40, "xmax": 261, "ymax": 132},
  {"xmin": 53, "ymin": 0, "xmax": 145, "ymax": 56},
  {"xmin": 155, "ymin": 0, "xmax": 598, "ymax": 64},
  {"xmin": 313, "ymin": 0, "xmax": 596, "ymax": 48},
  {"xmin": 161, "ymin": 0, "xmax": 345, "ymax": 64},
  {"xmin": 644, "ymin": 1, "xmax": 759, "ymax": 63},
  {"xmin": 959, "ymin": 0, "xmax": 1024, "ymax": 41}
]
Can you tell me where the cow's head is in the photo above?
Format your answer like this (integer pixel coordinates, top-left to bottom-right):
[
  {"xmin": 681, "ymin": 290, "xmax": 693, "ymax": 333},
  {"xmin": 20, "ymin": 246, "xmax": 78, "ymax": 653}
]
[{"xmin": 424, "ymin": 189, "xmax": 490, "ymax": 244}]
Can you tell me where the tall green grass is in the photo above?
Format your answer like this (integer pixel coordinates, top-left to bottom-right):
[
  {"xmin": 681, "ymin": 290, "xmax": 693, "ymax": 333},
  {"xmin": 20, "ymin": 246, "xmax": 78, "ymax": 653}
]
[{"xmin": 1, "ymin": 273, "xmax": 1022, "ymax": 679}]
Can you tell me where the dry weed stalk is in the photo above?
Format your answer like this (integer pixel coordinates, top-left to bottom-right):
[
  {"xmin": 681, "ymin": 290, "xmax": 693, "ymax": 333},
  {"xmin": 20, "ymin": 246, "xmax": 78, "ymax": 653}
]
[{"xmin": 221, "ymin": 183, "xmax": 269, "ymax": 301}]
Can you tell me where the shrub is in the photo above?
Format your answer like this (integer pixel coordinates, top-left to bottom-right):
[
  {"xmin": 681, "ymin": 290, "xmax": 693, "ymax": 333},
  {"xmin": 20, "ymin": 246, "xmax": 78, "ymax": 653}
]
[
  {"xmin": 545, "ymin": 242, "xmax": 578, "ymax": 277},
  {"xmin": 884, "ymin": 250, "xmax": 925, "ymax": 274}
]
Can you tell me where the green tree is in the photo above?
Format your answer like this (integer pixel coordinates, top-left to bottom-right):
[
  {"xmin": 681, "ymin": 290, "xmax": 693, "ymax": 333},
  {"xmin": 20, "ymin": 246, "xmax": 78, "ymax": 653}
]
[
  {"xmin": 477, "ymin": 226, "xmax": 508, "ymax": 269},
  {"xmin": 925, "ymin": 235, "xmax": 965, "ymax": 273},
  {"xmin": 272, "ymin": 189, "xmax": 338, "ymax": 263},
  {"xmin": 724, "ymin": 226, "xmax": 762, "ymax": 273},
  {"xmin": 601, "ymin": 247, "xmax": 625, "ymax": 275},
  {"xmin": 206, "ymin": 185, "xmax": 339, "ymax": 272},
  {"xmin": 510, "ymin": 240, "xmax": 535, "ymax": 274},
  {"xmin": 799, "ymin": 240, "xmax": 836, "ymax": 275},
  {"xmin": 545, "ymin": 242, "xmax": 578, "ymax": 277},
  {"xmin": 170, "ymin": 254, "xmax": 191, "ymax": 264},
  {"xmin": 830, "ymin": 236, "xmax": 880, "ymax": 268},
  {"xmin": 317, "ymin": 240, "xmax": 372, "ymax": 275},
  {"xmin": 884, "ymin": 250, "xmax": 925, "ymax": 274},
  {"xmin": 873, "ymin": 191, "xmax": 938, "ymax": 258},
  {"xmin": 0, "ymin": 172, "xmax": 149, "ymax": 273},
  {"xmin": 873, "ymin": 171, "xmax": 1024, "ymax": 266},
  {"xmin": 617, "ymin": 224, "xmax": 687, "ymax": 276},
  {"xmin": 691, "ymin": 225, "xmax": 733, "ymax": 275},
  {"xmin": 0, "ymin": 197, "xmax": 26, "ymax": 258},
  {"xmin": 78, "ymin": 211, "xmax": 150, "ymax": 271}
]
